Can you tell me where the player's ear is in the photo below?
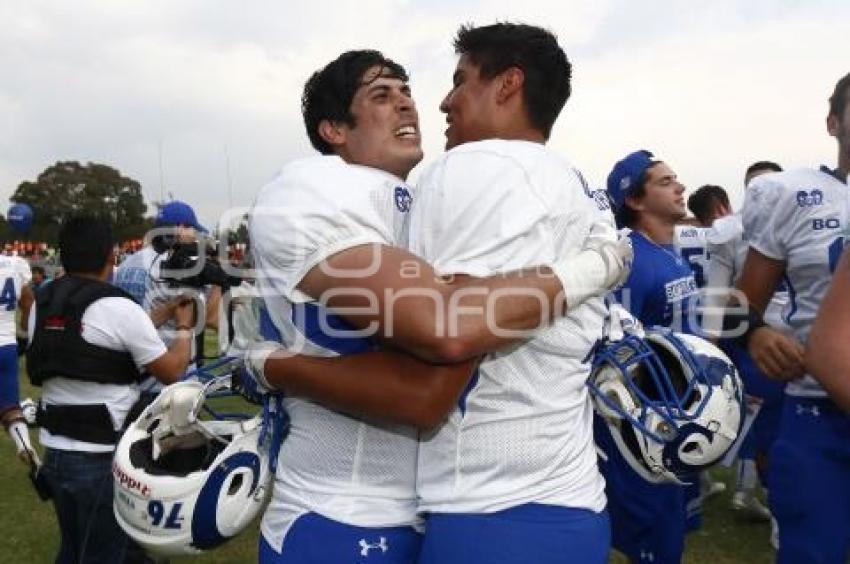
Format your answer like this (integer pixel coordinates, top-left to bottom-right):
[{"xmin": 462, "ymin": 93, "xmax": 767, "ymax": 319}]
[
  {"xmin": 496, "ymin": 67, "xmax": 524, "ymax": 104},
  {"xmin": 318, "ymin": 119, "xmax": 346, "ymax": 148},
  {"xmin": 625, "ymin": 194, "xmax": 644, "ymax": 213},
  {"xmin": 827, "ymin": 113, "xmax": 839, "ymax": 137}
]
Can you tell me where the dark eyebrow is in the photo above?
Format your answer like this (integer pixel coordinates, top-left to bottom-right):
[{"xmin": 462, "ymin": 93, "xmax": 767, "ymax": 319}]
[
  {"xmin": 452, "ymin": 69, "xmax": 463, "ymax": 85},
  {"xmin": 365, "ymin": 83, "xmax": 391, "ymax": 96}
]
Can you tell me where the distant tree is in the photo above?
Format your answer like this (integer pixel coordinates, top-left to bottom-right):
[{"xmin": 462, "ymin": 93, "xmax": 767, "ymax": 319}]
[{"xmin": 10, "ymin": 161, "xmax": 149, "ymax": 243}]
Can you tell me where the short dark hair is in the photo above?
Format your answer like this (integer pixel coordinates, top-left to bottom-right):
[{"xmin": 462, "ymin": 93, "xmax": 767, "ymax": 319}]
[
  {"xmin": 302, "ymin": 50, "xmax": 408, "ymax": 154},
  {"xmin": 829, "ymin": 72, "xmax": 850, "ymax": 120},
  {"xmin": 31, "ymin": 265, "xmax": 45, "ymax": 277},
  {"xmin": 744, "ymin": 160, "xmax": 782, "ymax": 185},
  {"xmin": 453, "ymin": 23, "xmax": 571, "ymax": 139},
  {"xmin": 615, "ymin": 162, "xmax": 663, "ymax": 228},
  {"xmin": 59, "ymin": 215, "xmax": 114, "ymax": 274},
  {"xmin": 687, "ymin": 185, "xmax": 730, "ymax": 226}
]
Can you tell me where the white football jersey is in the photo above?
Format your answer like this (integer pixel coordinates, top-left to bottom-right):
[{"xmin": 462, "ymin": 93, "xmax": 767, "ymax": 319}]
[
  {"xmin": 408, "ymin": 140, "xmax": 608, "ymax": 514},
  {"xmin": 250, "ymin": 156, "xmax": 419, "ymax": 551},
  {"xmin": 706, "ymin": 214, "xmax": 788, "ymax": 329},
  {"xmin": 743, "ymin": 167, "xmax": 849, "ymax": 397},
  {"xmin": 0, "ymin": 255, "xmax": 31, "ymax": 346}
]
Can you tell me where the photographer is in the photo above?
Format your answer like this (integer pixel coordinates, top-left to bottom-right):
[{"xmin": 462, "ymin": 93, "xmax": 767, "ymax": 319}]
[
  {"xmin": 139, "ymin": 201, "xmax": 222, "ymax": 395},
  {"xmin": 27, "ymin": 215, "xmax": 193, "ymax": 563}
]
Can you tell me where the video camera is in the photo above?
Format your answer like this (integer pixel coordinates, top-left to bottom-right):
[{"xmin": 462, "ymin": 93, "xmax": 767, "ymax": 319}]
[{"xmin": 155, "ymin": 240, "xmax": 242, "ymax": 290}]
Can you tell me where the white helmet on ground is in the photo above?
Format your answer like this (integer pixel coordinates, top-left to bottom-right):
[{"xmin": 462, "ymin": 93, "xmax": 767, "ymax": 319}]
[
  {"xmin": 113, "ymin": 375, "xmax": 277, "ymax": 556},
  {"xmin": 588, "ymin": 328, "xmax": 744, "ymax": 484}
]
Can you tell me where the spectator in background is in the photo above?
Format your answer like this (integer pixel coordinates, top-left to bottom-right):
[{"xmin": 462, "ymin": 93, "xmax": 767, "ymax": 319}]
[
  {"xmin": 30, "ymin": 266, "xmax": 49, "ymax": 292},
  {"xmin": 744, "ymin": 160, "xmax": 783, "ymax": 186},
  {"xmin": 687, "ymin": 184, "xmax": 732, "ymax": 228}
]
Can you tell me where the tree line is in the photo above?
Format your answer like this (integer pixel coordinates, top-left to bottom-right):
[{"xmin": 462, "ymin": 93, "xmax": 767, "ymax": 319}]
[{"xmin": 4, "ymin": 161, "xmax": 153, "ymax": 244}]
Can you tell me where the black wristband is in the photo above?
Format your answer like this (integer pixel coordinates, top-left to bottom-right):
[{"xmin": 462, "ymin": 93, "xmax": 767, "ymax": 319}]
[{"xmin": 722, "ymin": 303, "xmax": 766, "ymax": 346}]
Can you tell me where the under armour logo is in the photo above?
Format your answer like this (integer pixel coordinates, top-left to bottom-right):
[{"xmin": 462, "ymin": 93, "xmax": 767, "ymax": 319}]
[
  {"xmin": 639, "ymin": 549, "xmax": 656, "ymax": 562},
  {"xmin": 796, "ymin": 404, "xmax": 820, "ymax": 417},
  {"xmin": 359, "ymin": 537, "xmax": 389, "ymax": 557}
]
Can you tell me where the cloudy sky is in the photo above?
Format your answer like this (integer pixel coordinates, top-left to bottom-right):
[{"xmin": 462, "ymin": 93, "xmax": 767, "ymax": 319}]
[{"xmin": 1, "ymin": 0, "xmax": 847, "ymax": 229}]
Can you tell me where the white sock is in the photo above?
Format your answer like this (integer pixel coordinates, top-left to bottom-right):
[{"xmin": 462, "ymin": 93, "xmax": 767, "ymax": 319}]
[{"xmin": 736, "ymin": 458, "xmax": 758, "ymax": 491}]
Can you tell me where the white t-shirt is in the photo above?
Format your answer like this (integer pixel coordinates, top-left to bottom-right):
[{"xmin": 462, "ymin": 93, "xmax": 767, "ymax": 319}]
[
  {"xmin": 0, "ymin": 255, "xmax": 31, "ymax": 346},
  {"xmin": 408, "ymin": 140, "xmax": 609, "ymax": 515},
  {"xmin": 250, "ymin": 155, "xmax": 419, "ymax": 551},
  {"xmin": 30, "ymin": 295, "xmax": 167, "ymax": 452},
  {"xmin": 743, "ymin": 167, "xmax": 849, "ymax": 397}
]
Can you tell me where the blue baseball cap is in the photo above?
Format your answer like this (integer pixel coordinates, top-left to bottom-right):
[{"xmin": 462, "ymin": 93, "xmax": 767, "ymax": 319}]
[
  {"xmin": 606, "ymin": 150, "xmax": 658, "ymax": 212},
  {"xmin": 155, "ymin": 201, "xmax": 207, "ymax": 232}
]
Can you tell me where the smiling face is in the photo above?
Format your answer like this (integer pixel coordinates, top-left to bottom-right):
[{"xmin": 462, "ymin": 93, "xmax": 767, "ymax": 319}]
[
  {"xmin": 627, "ymin": 162, "xmax": 687, "ymax": 223},
  {"xmin": 328, "ymin": 65, "xmax": 423, "ymax": 179},
  {"xmin": 439, "ymin": 54, "xmax": 502, "ymax": 150}
]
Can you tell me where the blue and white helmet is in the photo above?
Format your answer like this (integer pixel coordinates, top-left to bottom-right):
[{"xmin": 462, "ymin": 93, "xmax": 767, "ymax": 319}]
[
  {"xmin": 113, "ymin": 373, "xmax": 283, "ymax": 556},
  {"xmin": 588, "ymin": 328, "xmax": 744, "ymax": 484}
]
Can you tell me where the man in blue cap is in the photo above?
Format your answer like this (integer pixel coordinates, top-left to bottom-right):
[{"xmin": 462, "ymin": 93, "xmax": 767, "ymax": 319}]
[
  {"xmin": 115, "ymin": 200, "xmax": 220, "ymax": 396},
  {"xmin": 597, "ymin": 150, "xmax": 701, "ymax": 564}
]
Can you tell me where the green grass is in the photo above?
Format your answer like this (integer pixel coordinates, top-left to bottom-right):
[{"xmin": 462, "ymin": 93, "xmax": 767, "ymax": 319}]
[{"xmin": 1, "ymin": 335, "xmax": 776, "ymax": 563}]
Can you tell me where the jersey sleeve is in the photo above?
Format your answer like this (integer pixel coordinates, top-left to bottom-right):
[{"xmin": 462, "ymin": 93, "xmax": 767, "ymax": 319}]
[
  {"xmin": 703, "ymin": 240, "xmax": 736, "ymax": 337},
  {"xmin": 742, "ymin": 175, "xmax": 791, "ymax": 260},
  {"xmin": 250, "ymin": 163, "xmax": 395, "ymax": 301},
  {"xmin": 410, "ymin": 150, "xmax": 549, "ymax": 276}
]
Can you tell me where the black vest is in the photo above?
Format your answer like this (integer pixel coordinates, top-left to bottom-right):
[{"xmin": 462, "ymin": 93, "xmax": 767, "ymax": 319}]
[{"xmin": 27, "ymin": 275, "xmax": 143, "ymax": 386}]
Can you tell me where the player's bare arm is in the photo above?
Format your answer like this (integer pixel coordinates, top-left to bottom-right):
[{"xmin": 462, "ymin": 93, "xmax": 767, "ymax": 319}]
[
  {"xmin": 262, "ymin": 350, "xmax": 479, "ymax": 430},
  {"xmin": 806, "ymin": 248, "xmax": 850, "ymax": 410},
  {"xmin": 18, "ymin": 284, "xmax": 34, "ymax": 335},
  {"xmin": 298, "ymin": 235, "xmax": 629, "ymax": 363},
  {"xmin": 735, "ymin": 248, "xmax": 805, "ymax": 380}
]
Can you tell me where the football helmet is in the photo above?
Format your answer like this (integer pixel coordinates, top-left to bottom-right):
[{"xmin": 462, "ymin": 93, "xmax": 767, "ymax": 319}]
[
  {"xmin": 589, "ymin": 328, "xmax": 744, "ymax": 484},
  {"xmin": 113, "ymin": 370, "xmax": 284, "ymax": 556}
]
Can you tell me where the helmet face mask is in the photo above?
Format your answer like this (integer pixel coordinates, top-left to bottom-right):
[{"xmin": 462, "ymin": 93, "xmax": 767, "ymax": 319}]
[
  {"xmin": 589, "ymin": 330, "xmax": 744, "ymax": 484},
  {"xmin": 113, "ymin": 376, "xmax": 278, "ymax": 556}
]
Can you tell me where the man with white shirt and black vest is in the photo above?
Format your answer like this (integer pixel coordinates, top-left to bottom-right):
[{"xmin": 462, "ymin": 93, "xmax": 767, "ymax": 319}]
[{"xmin": 26, "ymin": 215, "xmax": 194, "ymax": 564}]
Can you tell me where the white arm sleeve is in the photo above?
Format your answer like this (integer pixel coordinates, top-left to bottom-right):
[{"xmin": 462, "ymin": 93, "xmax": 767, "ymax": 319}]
[
  {"xmin": 703, "ymin": 241, "xmax": 735, "ymax": 337},
  {"xmin": 742, "ymin": 176, "xmax": 789, "ymax": 261},
  {"xmin": 250, "ymin": 160, "xmax": 395, "ymax": 301}
]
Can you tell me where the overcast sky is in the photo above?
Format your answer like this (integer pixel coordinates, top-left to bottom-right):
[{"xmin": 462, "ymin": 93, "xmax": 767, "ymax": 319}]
[{"xmin": 2, "ymin": 0, "xmax": 847, "ymax": 230}]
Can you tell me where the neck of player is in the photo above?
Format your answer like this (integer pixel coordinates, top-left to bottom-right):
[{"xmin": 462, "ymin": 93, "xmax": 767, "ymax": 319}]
[
  {"xmin": 838, "ymin": 150, "xmax": 849, "ymax": 181},
  {"xmin": 634, "ymin": 214, "xmax": 676, "ymax": 245}
]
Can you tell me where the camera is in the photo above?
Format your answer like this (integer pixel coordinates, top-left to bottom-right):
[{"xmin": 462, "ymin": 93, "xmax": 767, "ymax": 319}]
[{"xmin": 157, "ymin": 241, "xmax": 241, "ymax": 290}]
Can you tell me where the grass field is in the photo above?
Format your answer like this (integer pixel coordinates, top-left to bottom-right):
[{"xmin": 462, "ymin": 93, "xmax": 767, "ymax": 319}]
[{"xmin": 1, "ymin": 341, "xmax": 777, "ymax": 563}]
